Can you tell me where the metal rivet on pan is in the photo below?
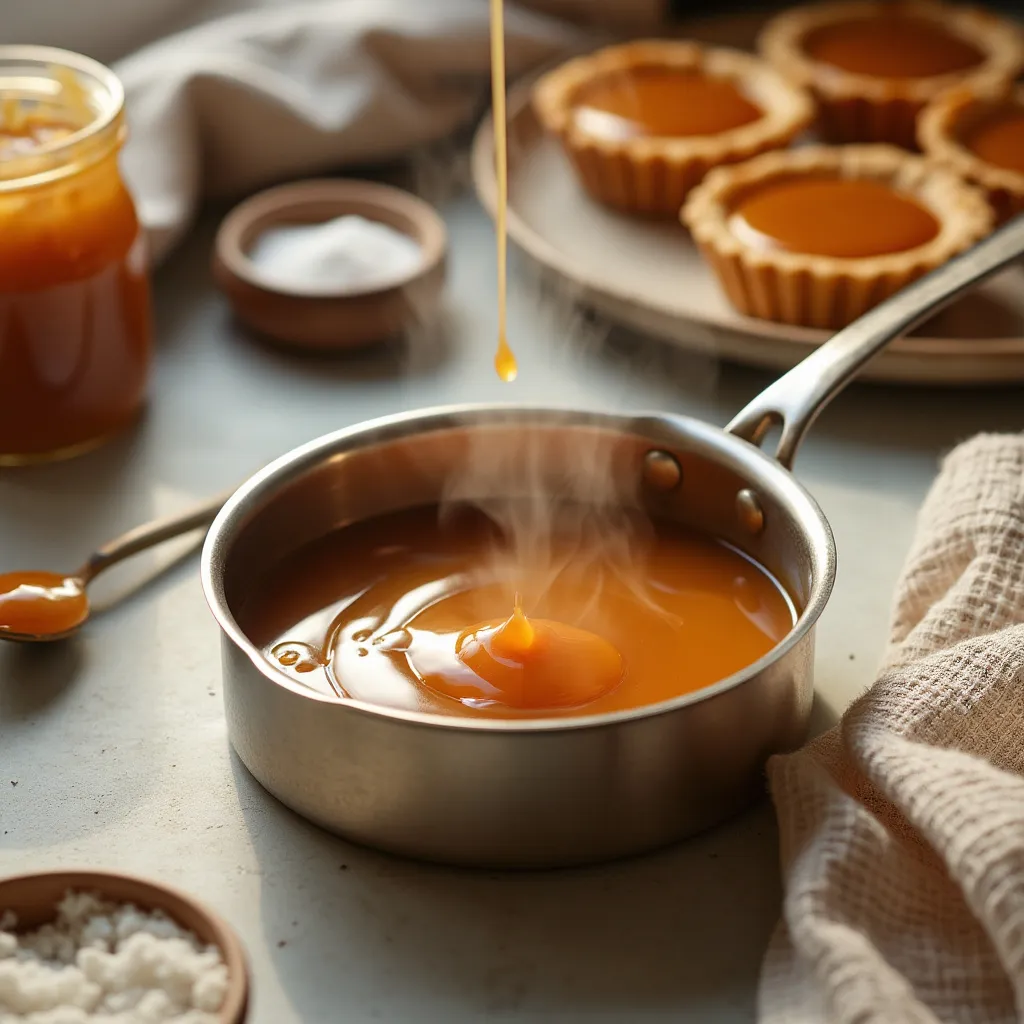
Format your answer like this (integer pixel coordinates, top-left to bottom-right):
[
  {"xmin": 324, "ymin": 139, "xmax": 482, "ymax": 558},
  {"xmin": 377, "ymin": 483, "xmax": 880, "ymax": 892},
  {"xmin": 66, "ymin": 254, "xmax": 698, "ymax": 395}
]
[
  {"xmin": 737, "ymin": 489, "xmax": 765, "ymax": 535},
  {"xmin": 642, "ymin": 450, "xmax": 682, "ymax": 492}
]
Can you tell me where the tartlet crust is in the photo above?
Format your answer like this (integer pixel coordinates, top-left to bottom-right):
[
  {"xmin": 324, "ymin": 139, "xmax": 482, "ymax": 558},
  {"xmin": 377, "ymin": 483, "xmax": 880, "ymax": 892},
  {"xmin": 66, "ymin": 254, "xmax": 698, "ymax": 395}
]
[
  {"xmin": 682, "ymin": 144, "xmax": 993, "ymax": 330},
  {"xmin": 758, "ymin": 0, "xmax": 1024, "ymax": 148},
  {"xmin": 919, "ymin": 83, "xmax": 1024, "ymax": 223},
  {"xmin": 531, "ymin": 40, "xmax": 815, "ymax": 216}
]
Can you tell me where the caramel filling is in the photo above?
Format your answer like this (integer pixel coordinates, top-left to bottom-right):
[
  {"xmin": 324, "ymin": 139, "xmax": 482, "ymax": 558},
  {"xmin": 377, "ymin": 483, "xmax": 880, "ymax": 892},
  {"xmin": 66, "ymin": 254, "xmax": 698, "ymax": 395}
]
[
  {"xmin": 803, "ymin": 16, "xmax": 985, "ymax": 79},
  {"xmin": 962, "ymin": 106, "xmax": 1024, "ymax": 175},
  {"xmin": 730, "ymin": 177, "xmax": 940, "ymax": 258},
  {"xmin": 572, "ymin": 67, "xmax": 763, "ymax": 141}
]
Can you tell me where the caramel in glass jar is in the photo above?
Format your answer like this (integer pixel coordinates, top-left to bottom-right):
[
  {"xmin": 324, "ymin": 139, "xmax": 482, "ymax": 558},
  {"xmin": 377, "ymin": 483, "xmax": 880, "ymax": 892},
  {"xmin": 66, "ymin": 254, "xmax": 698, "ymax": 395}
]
[{"xmin": 0, "ymin": 48, "xmax": 152, "ymax": 465}]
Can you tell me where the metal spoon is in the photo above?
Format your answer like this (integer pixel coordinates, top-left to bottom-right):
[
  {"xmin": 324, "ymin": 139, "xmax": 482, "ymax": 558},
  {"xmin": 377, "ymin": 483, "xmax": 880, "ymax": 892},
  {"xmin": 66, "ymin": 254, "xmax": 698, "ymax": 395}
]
[{"xmin": 0, "ymin": 490, "xmax": 231, "ymax": 643}]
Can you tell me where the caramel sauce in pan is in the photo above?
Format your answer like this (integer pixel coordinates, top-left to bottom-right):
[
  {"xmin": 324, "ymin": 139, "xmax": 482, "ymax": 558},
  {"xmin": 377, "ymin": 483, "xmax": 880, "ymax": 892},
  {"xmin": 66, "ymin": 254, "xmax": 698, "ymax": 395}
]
[
  {"xmin": 241, "ymin": 506, "xmax": 796, "ymax": 720},
  {"xmin": 572, "ymin": 67, "xmax": 764, "ymax": 141},
  {"xmin": 730, "ymin": 177, "xmax": 940, "ymax": 258},
  {"xmin": 804, "ymin": 16, "xmax": 985, "ymax": 79},
  {"xmin": 0, "ymin": 572, "xmax": 87, "ymax": 637},
  {"xmin": 963, "ymin": 107, "xmax": 1024, "ymax": 174}
]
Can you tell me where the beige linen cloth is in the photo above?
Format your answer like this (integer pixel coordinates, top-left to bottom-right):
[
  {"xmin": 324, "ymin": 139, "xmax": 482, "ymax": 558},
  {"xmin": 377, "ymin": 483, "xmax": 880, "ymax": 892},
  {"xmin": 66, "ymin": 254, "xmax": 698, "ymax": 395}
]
[
  {"xmin": 105, "ymin": 0, "xmax": 592, "ymax": 263},
  {"xmin": 101, "ymin": 0, "xmax": 671, "ymax": 264},
  {"xmin": 761, "ymin": 434, "xmax": 1024, "ymax": 1023}
]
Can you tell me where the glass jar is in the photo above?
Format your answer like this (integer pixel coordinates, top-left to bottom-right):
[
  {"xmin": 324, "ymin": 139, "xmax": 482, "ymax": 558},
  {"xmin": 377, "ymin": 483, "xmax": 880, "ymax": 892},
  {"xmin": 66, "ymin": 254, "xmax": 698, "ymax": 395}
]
[{"xmin": 0, "ymin": 46, "xmax": 152, "ymax": 465}]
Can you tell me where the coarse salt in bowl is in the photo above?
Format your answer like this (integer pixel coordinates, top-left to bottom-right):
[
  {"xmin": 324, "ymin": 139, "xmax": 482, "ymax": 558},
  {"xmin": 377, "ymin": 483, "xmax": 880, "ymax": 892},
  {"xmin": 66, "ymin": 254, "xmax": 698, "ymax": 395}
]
[
  {"xmin": 212, "ymin": 178, "xmax": 448, "ymax": 351},
  {"xmin": 0, "ymin": 871, "xmax": 248, "ymax": 1023},
  {"xmin": 247, "ymin": 215, "xmax": 425, "ymax": 297}
]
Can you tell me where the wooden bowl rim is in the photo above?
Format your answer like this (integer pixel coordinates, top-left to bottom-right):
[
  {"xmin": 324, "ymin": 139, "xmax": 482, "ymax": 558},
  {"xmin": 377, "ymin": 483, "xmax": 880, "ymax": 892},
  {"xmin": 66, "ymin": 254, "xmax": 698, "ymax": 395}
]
[{"xmin": 0, "ymin": 869, "xmax": 249, "ymax": 1024}]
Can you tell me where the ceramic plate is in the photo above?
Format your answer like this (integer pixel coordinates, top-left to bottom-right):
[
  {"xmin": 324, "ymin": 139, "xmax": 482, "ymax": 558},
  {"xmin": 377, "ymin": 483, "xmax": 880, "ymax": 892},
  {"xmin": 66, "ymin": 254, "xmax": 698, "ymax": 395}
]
[{"xmin": 470, "ymin": 21, "xmax": 1024, "ymax": 385}]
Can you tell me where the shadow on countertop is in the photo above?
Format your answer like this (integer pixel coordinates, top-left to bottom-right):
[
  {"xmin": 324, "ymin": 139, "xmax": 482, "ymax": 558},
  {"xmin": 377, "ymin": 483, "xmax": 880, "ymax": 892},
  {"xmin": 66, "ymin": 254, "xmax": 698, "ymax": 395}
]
[{"xmin": 230, "ymin": 751, "xmax": 781, "ymax": 1023}]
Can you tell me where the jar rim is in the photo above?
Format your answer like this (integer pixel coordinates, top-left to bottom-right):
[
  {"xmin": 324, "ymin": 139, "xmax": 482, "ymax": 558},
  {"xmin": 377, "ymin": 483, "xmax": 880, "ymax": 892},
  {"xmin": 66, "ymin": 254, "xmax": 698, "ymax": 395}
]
[{"xmin": 0, "ymin": 45, "xmax": 125, "ymax": 192}]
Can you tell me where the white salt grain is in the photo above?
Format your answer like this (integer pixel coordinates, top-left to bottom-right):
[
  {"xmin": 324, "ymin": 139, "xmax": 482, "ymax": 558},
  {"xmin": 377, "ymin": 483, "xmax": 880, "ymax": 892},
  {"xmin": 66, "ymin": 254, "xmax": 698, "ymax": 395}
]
[
  {"xmin": 248, "ymin": 214, "xmax": 424, "ymax": 296},
  {"xmin": 0, "ymin": 891, "xmax": 228, "ymax": 1023}
]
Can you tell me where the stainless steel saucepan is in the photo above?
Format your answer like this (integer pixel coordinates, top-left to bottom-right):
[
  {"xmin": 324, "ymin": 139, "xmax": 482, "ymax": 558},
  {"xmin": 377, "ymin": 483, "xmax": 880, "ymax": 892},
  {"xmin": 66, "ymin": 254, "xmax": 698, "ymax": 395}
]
[{"xmin": 202, "ymin": 216, "xmax": 1024, "ymax": 868}]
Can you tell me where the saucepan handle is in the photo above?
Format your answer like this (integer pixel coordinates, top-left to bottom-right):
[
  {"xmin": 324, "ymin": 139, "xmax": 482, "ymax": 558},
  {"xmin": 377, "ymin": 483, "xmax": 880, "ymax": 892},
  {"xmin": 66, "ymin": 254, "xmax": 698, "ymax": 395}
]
[{"xmin": 727, "ymin": 214, "xmax": 1024, "ymax": 470}]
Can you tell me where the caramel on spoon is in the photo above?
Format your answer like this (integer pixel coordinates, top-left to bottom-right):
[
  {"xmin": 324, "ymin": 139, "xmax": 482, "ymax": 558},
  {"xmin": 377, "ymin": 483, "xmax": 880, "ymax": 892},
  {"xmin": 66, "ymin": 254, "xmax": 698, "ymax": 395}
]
[{"xmin": 0, "ymin": 491, "xmax": 230, "ymax": 643}]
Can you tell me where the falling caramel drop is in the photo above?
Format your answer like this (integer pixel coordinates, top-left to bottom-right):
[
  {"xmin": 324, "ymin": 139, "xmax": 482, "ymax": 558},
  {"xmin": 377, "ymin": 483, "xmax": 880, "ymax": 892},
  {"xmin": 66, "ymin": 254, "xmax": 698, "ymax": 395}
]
[
  {"xmin": 495, "ymin": 336, "xmax": 518, "ymax": 383},
  {"xmin": 490, "ymin": 0, "xmax": 517, "ymax": 384}
]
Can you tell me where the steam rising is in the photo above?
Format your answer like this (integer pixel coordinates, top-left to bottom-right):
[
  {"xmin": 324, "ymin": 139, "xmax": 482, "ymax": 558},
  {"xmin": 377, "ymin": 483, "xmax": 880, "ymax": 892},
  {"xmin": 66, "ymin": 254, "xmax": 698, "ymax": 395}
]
[
  {"xmin": 439, "ymin": 417, "xmax": 655, "ymax": 623},
  {"xmin": 402, "ymin": 133, "xmax": 719, "ymax": 630}
]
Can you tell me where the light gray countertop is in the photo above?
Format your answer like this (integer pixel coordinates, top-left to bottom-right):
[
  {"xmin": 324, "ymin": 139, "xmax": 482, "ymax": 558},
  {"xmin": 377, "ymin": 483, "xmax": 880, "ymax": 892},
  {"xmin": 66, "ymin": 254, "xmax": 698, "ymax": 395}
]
[{"xmin": 2, "ymin": 190, "xmax": 1022, "ymax": 1023}]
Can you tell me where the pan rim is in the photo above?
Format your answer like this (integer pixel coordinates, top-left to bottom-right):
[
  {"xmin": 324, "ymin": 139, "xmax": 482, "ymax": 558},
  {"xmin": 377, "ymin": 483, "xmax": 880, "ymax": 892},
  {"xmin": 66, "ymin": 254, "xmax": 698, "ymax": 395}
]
[{"xmin": 201, "ymin": 403, "xmax": 836, "ymax": 735}]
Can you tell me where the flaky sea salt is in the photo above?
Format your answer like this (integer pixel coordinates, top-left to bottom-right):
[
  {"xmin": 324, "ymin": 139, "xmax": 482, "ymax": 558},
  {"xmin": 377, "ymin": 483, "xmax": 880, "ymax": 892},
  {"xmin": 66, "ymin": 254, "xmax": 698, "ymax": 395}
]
[
  {"xmin": 248, "ymin": 214, "xmax": 424, "ymax": 295},
  {"xmin": 0, "ymin": 891, "xmax": 228, "ymax": 1023}
]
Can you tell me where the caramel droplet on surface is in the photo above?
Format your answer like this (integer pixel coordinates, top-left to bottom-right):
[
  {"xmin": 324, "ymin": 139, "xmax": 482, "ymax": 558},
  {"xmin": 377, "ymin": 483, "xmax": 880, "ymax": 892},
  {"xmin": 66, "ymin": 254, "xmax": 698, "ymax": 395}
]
[{"xmin": 271, "ymin": 641, "xmax": 321, "ymax": 674}]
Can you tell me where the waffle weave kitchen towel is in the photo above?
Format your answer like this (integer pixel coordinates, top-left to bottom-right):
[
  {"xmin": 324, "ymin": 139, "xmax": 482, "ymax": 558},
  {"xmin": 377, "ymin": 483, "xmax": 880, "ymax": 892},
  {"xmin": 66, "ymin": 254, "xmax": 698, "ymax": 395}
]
[{"xmin": 760, "ymin": 434, "xmax": 1024, "ymax": 1024}]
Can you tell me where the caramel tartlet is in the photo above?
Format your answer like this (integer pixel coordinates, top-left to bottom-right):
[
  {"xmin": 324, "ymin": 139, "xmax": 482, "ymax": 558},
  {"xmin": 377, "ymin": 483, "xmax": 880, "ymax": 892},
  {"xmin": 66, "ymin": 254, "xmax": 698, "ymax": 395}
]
[
  {"xmin": 759, "ymin": 1, "xmax": 1024, "ymax": 148},
  {"xmin": 920, "ymin": 83, "xmax": 1024, "ymax": 222},
  {"xmin": 532, "ymin": 41, "xmax": 815, "ymax": 216},
  {"xmin": 683, "ymin": 145, "xmax": 992, "ymax": 330}
]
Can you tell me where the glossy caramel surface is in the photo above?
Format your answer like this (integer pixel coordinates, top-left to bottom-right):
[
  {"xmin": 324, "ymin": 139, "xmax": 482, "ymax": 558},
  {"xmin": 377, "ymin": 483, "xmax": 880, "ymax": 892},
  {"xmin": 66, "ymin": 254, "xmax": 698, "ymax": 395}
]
[
  {"xmin": 963, "ymin": 106, "xmax": 1024, "ymax": 174},
  {"xmin": 730, "ymin": 177, "xmax": 940, "ymax": 258},
  {"xmin": 418, "ymin": 603, "xmax": 624, "ymax": 710},
  {"xmin": 239, "ymin": 505, "xmax": 796, "ymax": 720},
  {"xmin": 572, "ymin": 67, "xmax": 763, "ymax": 141},
  {"xmin": 0, "ymin": 572, "xmax": 88, "ymax": 637},
  {"xmin": 804, "ymin": 16, "xmax": 985, "ymax": 79}
]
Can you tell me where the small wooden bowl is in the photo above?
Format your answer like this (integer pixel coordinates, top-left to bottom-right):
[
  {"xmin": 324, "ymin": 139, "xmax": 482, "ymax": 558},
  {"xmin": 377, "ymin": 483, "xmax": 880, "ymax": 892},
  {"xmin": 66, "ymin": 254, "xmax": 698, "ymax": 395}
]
[
  {"xmin": 212, "ymin": 179, "xmax": 448, "ymax": 351},
  {"xmin": 0, "ymin": 869, "xmax": 249, "ymax": 1023}
]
